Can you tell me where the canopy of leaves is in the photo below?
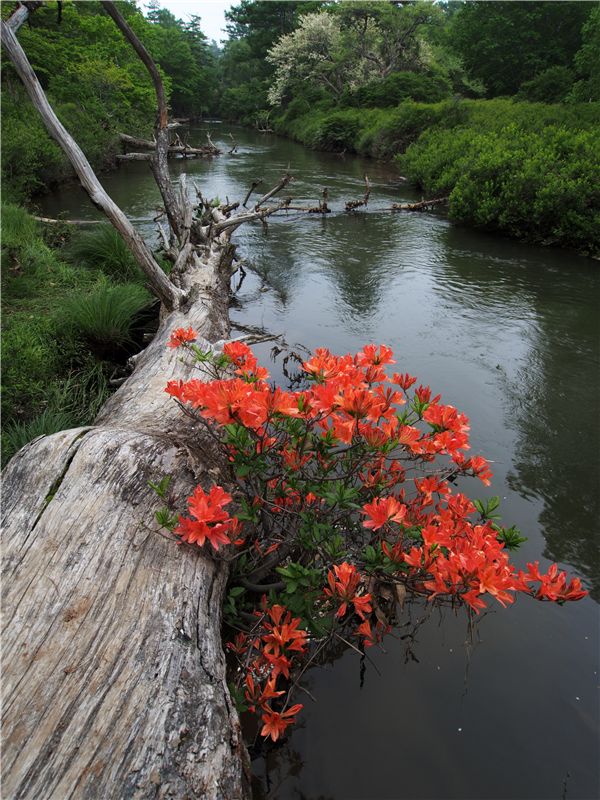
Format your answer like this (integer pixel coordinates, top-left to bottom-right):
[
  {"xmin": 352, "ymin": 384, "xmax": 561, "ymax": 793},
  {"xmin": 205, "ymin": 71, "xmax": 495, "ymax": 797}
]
[
  {"xmin": 1, "ymin": 0, "xmax": 219, "ymax": 199},
  {"xmin": 449, "ymin": 1, "xmax": 594, "ymax": 97}
]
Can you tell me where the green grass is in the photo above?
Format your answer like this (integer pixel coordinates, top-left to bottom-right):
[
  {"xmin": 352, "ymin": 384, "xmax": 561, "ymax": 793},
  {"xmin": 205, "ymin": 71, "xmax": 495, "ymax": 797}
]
[
  {"xmin": 62, "ymin": 280, "xmax": 153, "ymax": 352},
  {"xmin": 1, "ymin": 204, "xmax": 157, "ymax": 467},
  {"xmin": 67, "ymin": 223, "xmax": 144, "ymax": 283}
]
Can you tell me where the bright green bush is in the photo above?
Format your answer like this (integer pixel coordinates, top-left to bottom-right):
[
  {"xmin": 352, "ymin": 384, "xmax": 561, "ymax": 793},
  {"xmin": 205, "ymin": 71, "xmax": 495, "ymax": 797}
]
[
  {"xmin": 309, "ymin": 110, "xmax": 363, "ymax": 151},
  {"xmin": 401, "ymin": 123, "xmax": 600, "ymax": 254},
  {"xmin": 356, "ymin": 100, "xmax": 466, "ymax": 159}
]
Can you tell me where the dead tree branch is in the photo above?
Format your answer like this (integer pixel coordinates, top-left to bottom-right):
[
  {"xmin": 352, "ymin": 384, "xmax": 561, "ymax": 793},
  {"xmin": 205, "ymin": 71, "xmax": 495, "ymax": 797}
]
[
  {"xmin": 345, "ymin": 175, "xmax": 372, "ymax": 212},
  {"xmin": 254, "ymin": 173, "xmax": 292, "ymax": 209},
  {"xmin": 242, "ymin": 179, "xmax": 263, "ymax": 207},
  {"xmin": 391, "ymin": 196, "xmax": 449, "ymax": 212}
]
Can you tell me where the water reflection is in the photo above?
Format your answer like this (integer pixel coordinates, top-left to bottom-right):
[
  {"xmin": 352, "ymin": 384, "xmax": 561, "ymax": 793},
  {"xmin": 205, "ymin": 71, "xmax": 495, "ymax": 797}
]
[
  {"xmin": 440, "ymin": 225, "xmax": 600, "ymax": 597},
  {"xmin": 39, "ymin": 125, "xmax": 600, "ymax": 800}
]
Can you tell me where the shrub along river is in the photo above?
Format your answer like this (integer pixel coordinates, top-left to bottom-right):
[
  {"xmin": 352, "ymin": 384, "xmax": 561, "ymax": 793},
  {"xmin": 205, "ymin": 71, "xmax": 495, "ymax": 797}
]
[{"xmin": 40, "ymin": 125, "xmax": 599, "ymax": 800}]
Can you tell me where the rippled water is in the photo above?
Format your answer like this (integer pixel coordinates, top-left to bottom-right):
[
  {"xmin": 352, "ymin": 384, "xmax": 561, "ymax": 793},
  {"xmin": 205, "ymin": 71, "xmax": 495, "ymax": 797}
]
[{"xmin": 40, "ymin": 126, "xmax": 599, "ymax": 800}]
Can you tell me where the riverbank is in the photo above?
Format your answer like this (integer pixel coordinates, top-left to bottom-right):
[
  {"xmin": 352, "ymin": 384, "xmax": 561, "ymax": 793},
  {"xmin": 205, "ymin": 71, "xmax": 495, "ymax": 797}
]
[
  {"xmin": 271, "ymin": 98, "xmax": 600, "ymax": 257},
  {"xmin": 0, "ymin": 204, "xmax": 162, "ymax": 465}
]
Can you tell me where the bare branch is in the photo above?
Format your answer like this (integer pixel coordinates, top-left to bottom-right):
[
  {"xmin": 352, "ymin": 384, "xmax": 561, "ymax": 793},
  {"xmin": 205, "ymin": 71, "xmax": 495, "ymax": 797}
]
[
  {"xmin": 242, "ymin": 179, "xmax": 263, "ymax": 208},
  {"xmin": 254, "ymin": 173, "xmax": 292, "ymax": 209},
  {"xmin": 211, "ymin": 198, "xmax": 292, "ymax": 236},
  {"xmin": 101, "ymin": 1, "xmax": 183, "ymax": 239}
]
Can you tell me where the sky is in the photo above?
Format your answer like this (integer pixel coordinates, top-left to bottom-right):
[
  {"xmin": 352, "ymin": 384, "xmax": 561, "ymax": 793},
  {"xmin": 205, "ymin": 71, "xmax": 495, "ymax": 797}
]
[{"xmin": 143, "ymin": 1, "xmax": 234, "ymax": 44}]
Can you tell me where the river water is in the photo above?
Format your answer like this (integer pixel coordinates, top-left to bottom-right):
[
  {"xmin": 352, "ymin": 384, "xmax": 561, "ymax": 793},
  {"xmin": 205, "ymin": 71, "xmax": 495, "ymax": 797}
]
[{"xmin": 40, "ymin": 125, "xmax": 599, "ymax": 800}]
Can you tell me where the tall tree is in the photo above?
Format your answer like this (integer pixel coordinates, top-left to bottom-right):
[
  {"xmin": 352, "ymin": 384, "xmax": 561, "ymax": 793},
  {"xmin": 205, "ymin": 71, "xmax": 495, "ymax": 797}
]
[{"xmin": 450, "ymin": 1, "xmax": 594, "ymax": 96}]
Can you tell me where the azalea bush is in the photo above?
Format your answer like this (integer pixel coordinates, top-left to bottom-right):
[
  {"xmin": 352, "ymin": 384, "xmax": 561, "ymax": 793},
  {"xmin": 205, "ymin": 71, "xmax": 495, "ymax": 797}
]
[{"xmin": 156, "ymin": 328, "xmax": 587, "ymax": 743}]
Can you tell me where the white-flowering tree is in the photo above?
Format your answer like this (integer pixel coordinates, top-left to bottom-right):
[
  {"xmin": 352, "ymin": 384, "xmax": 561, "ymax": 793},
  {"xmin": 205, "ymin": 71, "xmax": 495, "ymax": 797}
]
[
  {"xmin": 267, "ymin": 12, "xmax": 350, "ymax": 104},
  {"xmin": 267, "ymin": 3, "xmax": 441, "ymax": 106}
]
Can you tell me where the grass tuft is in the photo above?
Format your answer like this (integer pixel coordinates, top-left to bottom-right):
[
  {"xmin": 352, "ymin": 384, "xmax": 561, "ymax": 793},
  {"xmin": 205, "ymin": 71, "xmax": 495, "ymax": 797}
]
[
  {"xmin": 63, "ymin": 280, "xmax": 154, "ymax": 353},
  {"xmin": 67, "ymin": 224, "xmax": 143, "ymax": 283}
]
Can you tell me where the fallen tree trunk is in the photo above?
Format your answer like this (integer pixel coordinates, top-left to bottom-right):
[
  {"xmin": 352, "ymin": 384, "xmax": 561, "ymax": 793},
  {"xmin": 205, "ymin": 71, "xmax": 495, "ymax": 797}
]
[
  {"xmin": 390, "ymin": 196, "xmax": 448, "ymax": 212},
  {"xmin": 119, "ymin": 133, "xmax": 220, "ymax": 158},
  {"xmin": 1, "ymin": 252, "xmax": 251, "ymax": 799},
  {"xmin": 1, "ymin": 4, "xmax": 265, "ymax": 797}
]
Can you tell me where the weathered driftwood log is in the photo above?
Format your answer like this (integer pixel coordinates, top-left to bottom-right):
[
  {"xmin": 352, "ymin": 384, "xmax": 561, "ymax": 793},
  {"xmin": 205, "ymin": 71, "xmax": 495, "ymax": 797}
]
[
  {"xmin": 345, "ymin": 175, "xmax": 372, "ymax": 212},
  {"xmin": 391, "ymin": 196, "xmax": 449, "ymax": 212},
  {"xmin": 119, "ymin": 133, "xmax": 220, "ymax": 158},
  {"xmin": 1, "ymin": 248, "xmax": 251, "ymax": 799}
]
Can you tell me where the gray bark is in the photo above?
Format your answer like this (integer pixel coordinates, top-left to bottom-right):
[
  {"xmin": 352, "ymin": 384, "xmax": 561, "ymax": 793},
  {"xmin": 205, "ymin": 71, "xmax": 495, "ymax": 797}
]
[{"xmin": 1, "ymin": 245, "xmax": 251, "ymax": 800}]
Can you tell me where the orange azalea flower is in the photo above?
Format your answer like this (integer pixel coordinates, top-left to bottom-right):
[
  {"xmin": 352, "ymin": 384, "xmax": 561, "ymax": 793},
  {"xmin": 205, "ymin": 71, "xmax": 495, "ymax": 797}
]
[
  {"xmin": 165, "ymin": 379, "xmax": 186, "ymax": 401},
  {"xmin": 223, "ymin": 340, "xmax": 254, "ymax": 364},
  {"xmin": 392, "ymin": 372, "xmax": 417, "ymax": 391},
  {"xmin": 356, "ymin": 344, "xmax": 395, "ymax": 367},
  {"xmin": 357, "ymin": 620, "xmax": 378, "ymax": 648},
  {"xmin": 174, "ymin": 484, "xmax": 238, "ymax": 551},
  {"xmin": 175, "ymin": 517, "xmax": 232, "ymax": 550},
  {"xmin": 167, "ymin": 326, "xmax": 197, "ymax": 348},
  {"xmin": 465, "ymin": 456, "xmax": 493, "ymax": 486},
  {"xmin": 362, "ymin": 496, "xmax": 407, "ymax": 530},
  {"xmin": 262, "ymin": 606, "xmax": 308, "ymax": 657},
  {"xmin": 260, "ymin": 703, "xmax": 303, "ymax": 741}
]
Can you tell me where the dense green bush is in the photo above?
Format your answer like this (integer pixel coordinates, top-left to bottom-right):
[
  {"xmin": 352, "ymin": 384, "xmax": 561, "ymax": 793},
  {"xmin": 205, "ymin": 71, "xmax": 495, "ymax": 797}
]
[
  {"xmin": 356, "ymin": 100, "xmax": 466, "ymax": 159},
  {"xmin": 309, "ymin": 110, "xmax": 363, "ymax": 151},
  {"xmin": 342, "ymin": 71, "xmax": 452, "ymax": 107},
  {"xmin": 401, "ymin": 123, "xmax": 600, "ymax": 254},
  {"xmin": 518, "ymin": 67, "xmax": 575, "ymax": 103}
]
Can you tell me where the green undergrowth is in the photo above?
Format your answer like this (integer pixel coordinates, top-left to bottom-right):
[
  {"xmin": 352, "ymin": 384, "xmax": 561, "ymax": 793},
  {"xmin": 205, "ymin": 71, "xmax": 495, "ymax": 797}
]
[
  {"xmin": 1, "ymin": 204, "xmax": 157, "ymax": 466},
  {"xmin": 273, "ymin": 98, "xmax": 600, "ymax": 254}
]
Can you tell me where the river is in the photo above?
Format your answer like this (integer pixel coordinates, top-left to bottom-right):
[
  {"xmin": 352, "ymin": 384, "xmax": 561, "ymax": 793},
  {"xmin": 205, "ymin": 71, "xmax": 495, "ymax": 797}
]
[{"xmin": 40, "ymin": 125, "xmax": 599, "ymax": 800}]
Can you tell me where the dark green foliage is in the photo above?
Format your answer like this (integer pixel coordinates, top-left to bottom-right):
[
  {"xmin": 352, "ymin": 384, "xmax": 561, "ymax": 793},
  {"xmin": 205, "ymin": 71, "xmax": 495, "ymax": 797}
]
[
  {"xmin": 342, "ymin": 71, "xmax": 452, "ymax": 108},
  {"xmin": 518, "ymin": 67, "xmax": 575, "ymax": 104},
  {"xmin": 1, "ymin": 1, "xmax": 219, "ymax": 200},
  {"xmin": 67, "ymin": 224, "xmax": 143, "ymax": 284},
  {"xmin": 1, "ymin": 2, "xmax": 155, "ymax": 200},
  {"xmin": 569, "ymin": 6, "xmax": 600, "ymax": 103},
  {"xmin": 140, "ymin": 6, "xmax": 219, "ymax": 117},
  {"xmin": 219, "ymin": 1, "xmax": 323, "ymax": 121},
  {"xmin": 450, "ymin": 1, "xmax": 593, "ymax": 97}
]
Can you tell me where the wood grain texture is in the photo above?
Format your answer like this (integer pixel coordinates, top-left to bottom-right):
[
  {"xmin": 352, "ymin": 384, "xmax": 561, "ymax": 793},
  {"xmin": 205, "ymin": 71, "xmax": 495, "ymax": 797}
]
[{"xmin": 1, "ymin": 245, "xmax": 249, "ymax": 799}]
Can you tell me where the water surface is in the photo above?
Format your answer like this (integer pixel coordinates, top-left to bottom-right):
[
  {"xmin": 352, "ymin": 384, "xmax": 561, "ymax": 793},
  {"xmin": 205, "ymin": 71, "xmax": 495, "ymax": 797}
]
[{"xmin": 40, "ymin": 126, "xmax": 599, "ymax": 800}]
